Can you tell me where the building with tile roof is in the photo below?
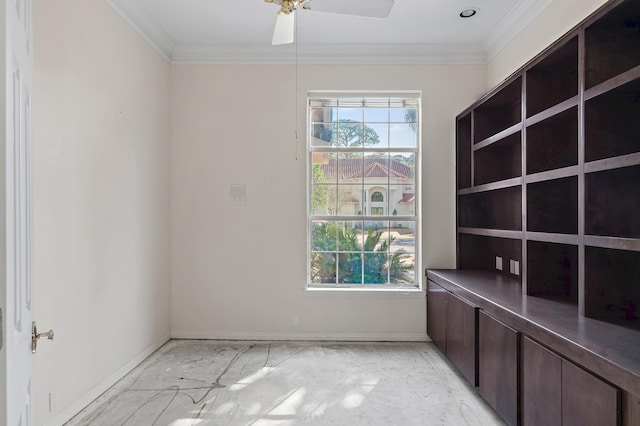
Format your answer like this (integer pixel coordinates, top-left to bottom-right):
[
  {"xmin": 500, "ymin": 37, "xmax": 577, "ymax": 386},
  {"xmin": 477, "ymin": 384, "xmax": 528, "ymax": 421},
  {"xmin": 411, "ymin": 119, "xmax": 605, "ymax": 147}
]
[{"xmin": 317, "ymin": 158, "xmax": 415, "ymax": 220}]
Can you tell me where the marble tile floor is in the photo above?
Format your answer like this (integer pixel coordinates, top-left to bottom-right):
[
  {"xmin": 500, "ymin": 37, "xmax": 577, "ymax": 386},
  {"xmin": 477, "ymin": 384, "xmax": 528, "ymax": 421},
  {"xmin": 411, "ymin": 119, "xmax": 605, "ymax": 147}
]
[{"xmin": 67, "ymin": 340, "xmax": 505, "ymax": 426}]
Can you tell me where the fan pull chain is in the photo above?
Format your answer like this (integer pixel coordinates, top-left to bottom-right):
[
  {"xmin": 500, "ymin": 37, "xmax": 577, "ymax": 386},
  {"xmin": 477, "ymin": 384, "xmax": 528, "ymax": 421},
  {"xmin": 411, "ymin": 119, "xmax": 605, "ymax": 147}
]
[{"xmin": 294, "ymin": 12, "xmax": 299, "ymax": 161}]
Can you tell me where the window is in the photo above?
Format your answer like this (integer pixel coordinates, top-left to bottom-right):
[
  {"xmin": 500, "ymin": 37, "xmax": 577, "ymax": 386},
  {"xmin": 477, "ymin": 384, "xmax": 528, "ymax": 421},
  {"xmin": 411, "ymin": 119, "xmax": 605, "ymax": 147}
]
[
  {"xmin": 371, "ymin": 192, "xmax": 384, "ymax": 202},
  {"xmin": 308, "ymin": 92, "xmax": 420, "ymax": 288}
]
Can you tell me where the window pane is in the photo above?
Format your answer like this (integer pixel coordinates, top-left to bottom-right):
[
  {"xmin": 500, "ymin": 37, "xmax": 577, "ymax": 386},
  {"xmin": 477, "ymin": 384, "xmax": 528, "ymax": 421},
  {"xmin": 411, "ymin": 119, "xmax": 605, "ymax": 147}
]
[
  {"xmin": 336, "ymin": 120, "xmax": 363, "ymax": 147},
  {"xmin": 337, "ymin": 185, "xmax": 362, "ymax": 216},
  {"xmin": 390, "ymin": 256, "xmax": 415, "ymax": 285},
  {"xmin": 389, "ymin": 152, "xmax": 415, "ymax": 182},
  {"xmin": 389, "ymin": 221, "xmax": 416, "ymax": 284},
  {"xmin": 368, "ymin": 187, "xmax": 388, "ymax": 215},
  {"xmin": 363, "ymin": 222, "xmax": 389, "ymax": 252},
  {"xmin": 311, "ymin": 220, "xmax": 336, "ymax": 251},
  {"xmin": 338, "ymin": 252, "xmax": 362, "ymax": 284},
  {"xmin": 337, "ymin": 107, "xmax": 363, "ymax": 123},
  {"xmin": 390, "ymin": 107, "xmax": 417, "ymax": 123},
  {"xmin": 364, "ymin": 253, "xmax": 389, "ymax": 284},
  {"xmin": 364, "ymin": 107, "xmax": 389, "ymax": 122},
  {"xmin": 389, "ymin": 123, "xmax": 418, "ymax": 148},
  {"xmin": 311, "ymin": 122, "xmax": 336, "ymax": 147},
  {"xmin": 392, "ymin": 185, "xmax": 415, "ymax": 216},
  {"xmin": 390, "ymin": 222, "xmax": 415, "ymax": 251},
  {"xmin": 363, "ymin": 153, "xmax": 390, "ymax": 186},
  {"xmin": 312, "ymin": 184, "xmax": 335, "ymax": 215},
  {"xmin": 364, "ymin": 123, "xmax": 388, "ymax": 147},
  {"xmin": 337, "ymin": 221, "xmax": 362, "ymax": 252},
  {"xmin": 310, "ymin": 106, "xmax": 335, "ymax": 124},
  {"xmin": 311, "ymin": 252, "xmax": 337, "ymax": 284},
  {"xmin": 337, "ymin": 152, "xmax": 363, "ymax": 185},
  {"xmin": 312, "ymin": 152, "xmax": 335, "ymax": 184}
]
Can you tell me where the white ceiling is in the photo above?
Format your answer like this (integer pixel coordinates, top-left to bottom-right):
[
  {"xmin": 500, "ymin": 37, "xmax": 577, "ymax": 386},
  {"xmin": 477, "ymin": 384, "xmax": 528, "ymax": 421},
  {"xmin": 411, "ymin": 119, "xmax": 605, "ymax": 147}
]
[{"xmin": 106, "ymin": 0, "xmax": 553, "ymax": 63}]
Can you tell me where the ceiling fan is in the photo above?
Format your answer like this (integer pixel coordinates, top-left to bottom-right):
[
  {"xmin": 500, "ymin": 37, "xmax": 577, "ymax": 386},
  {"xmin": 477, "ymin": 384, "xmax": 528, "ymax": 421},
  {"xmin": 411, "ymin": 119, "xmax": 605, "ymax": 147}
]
[{"xmin": 265, "ymin": 0, "xmax": 395, "ymax": 45}]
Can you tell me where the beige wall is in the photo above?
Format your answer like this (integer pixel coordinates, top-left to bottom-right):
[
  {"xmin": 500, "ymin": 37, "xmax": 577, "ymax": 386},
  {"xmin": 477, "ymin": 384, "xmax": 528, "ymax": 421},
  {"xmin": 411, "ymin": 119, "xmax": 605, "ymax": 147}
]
[
  {"xmin": 170, "ymin": 64, "xmax": 486, "ymax": 339},
  {"xmin": 486, "ymin": 0, "xmax": 609, "ymax": 88},
  {"xmin": 33, "ymin": 1, "xmax": 171, "ymax": 424},
  {"xmin": 34, "ymin": 0, "xmax": 615, "ymax": 420}
]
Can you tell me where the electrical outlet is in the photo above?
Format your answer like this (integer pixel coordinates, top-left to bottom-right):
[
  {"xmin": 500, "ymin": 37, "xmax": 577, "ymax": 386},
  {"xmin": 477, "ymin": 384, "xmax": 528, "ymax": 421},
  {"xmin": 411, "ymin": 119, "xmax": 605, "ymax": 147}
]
[
  {"xmin": 513, "ymin": 260, "xmax": 520, "ymax": 276},
  {"xmin": 292, "ymin": 316, "xmax": 299, "ymax": 328},
  {"xmin": 495, "ymin": 256, "xmax": 503, "ymax": 271},
  {"xmin": 49, "ymin": 391, "xmax": 57, "ymax": 412}
]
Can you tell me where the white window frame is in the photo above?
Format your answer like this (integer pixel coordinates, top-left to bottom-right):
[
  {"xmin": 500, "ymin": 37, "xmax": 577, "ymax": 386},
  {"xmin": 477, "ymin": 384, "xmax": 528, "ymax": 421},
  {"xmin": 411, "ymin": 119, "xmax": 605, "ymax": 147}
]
[{"xmin": 306, "ymin": 91, "xmax": 422, "ymax": 290}]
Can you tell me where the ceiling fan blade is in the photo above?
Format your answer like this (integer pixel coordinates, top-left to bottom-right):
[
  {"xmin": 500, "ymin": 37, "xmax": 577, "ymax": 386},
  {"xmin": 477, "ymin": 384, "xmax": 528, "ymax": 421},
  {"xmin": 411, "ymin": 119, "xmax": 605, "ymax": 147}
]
[
  {"xmin": 308, "ymin": 0, "xmax": 394, "ymax": 18},
  {"xmin": 272, "ymin": 11, "xmax": 295, "ymax": 45}
]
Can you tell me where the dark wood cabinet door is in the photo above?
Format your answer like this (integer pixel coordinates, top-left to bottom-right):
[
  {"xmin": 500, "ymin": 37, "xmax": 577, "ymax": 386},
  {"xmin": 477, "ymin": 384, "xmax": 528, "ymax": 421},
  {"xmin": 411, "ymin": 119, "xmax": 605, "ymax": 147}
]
[
  {"xmin": 522, "ymin": 336, "xmax": 562, "ymax": 426},
  {"xmin": 446, "ymin": 293, "xmax": 478, "ymax": 386},
  {"xmin": 562, "ymin": 360, "xmax": 620, "ymax": 426},
  {"xmin": 427, "ymin": 280, "xmax": 447, "ymax": 353},
  {"xmin": 624, "ymin": 392, "xmax": 640, "ymax": 426},
  {"xmin": 479, "ymin": 311, "xmax": 519, "ymax": 426}
]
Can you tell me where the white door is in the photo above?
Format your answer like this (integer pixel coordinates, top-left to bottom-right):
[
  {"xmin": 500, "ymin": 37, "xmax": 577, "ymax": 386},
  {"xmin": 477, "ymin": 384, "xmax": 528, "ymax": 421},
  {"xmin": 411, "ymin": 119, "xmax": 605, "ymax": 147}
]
[{"xmin": 1, "ymin": 0, "xmax": 33, "ymax": 424}]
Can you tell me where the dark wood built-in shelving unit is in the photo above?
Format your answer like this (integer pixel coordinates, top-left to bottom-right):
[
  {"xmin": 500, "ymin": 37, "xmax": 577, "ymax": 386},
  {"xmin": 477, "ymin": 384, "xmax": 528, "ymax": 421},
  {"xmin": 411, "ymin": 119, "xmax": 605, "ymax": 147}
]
[
  {"xmin": 454, "ymin": 0, "xmax": 640, "ymax": 323},
  {"xmin": 433, "ymin": 1, "xmax": 640, "ymax": 424}
]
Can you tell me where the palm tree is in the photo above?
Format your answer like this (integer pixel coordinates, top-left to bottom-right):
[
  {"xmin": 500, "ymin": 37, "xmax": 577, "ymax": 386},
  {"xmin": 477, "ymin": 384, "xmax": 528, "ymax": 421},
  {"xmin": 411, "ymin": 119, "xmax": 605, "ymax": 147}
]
[{"xmin": 311, "ymin": 223, "xmax": 413, "ymax": 284}]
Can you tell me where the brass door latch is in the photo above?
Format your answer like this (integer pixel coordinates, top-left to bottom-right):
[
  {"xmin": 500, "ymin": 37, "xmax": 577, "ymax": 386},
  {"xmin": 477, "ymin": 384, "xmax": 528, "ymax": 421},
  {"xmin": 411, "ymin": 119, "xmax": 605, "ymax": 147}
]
[{"xmin": 32, "ymin": 321, "xmax": 54, "ymax": 354}]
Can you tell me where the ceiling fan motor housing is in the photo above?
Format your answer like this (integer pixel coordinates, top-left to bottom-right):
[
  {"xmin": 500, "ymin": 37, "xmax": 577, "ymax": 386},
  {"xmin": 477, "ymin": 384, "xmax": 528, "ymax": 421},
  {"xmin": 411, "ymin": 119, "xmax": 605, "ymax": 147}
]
[{"xmin": 265, "ymin": 0, "xmax": 299, "ymax": 15}]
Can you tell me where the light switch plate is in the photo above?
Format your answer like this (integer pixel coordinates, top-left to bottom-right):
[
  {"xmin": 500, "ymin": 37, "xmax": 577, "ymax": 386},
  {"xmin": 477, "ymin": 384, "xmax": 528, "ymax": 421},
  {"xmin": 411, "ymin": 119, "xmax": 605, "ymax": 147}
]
[
  {"xmin": 230, "ymin": 184, "xmax": 246, "ymax": 205},
  {"xmin": 513, "ymin": 260, "xmax": 520, "ymax": 276},
  {"xmin": 495, "ymin": 256, "xmax": 503, "ymax": 271}
]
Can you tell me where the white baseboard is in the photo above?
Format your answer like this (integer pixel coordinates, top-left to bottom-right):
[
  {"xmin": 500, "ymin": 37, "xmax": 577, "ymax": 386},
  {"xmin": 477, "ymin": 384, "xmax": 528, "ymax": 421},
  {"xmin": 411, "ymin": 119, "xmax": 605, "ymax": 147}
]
[
  {"xmin": 43, "ymin": 332, "xmax": 171, "ymax": 426},
  {"xmin": 171, "ymin": 330, "xmax": 430, "ymax": 342}
]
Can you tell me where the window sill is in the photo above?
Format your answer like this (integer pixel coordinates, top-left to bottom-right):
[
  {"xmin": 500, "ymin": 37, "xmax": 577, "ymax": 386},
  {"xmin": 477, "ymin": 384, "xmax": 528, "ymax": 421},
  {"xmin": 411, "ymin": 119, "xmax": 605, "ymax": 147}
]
[{"xmin": 304, "ymin": 286, "xmax": 425, "ymax": 298}]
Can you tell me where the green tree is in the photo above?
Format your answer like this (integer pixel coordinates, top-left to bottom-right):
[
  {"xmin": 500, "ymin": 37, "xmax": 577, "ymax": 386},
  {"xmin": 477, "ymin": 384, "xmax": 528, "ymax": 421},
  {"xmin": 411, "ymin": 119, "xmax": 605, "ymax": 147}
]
[
  {"xmin": 312, "ymin": 164, "xmax": 327, "ymax": 213},
  {"xmin": 311, "ymin": 223, "xmax": 413, "ymax": 284},
  {"xmin": 404, "ymin": 108, "xmax": 418, "ymax": 134},
  {"xmin": 334, "ymin": 119, "xmax": 381, "ymax": 147},
  {"xmin": 391, "ymin": 153, "xmax": 416, "ymax": 168}
]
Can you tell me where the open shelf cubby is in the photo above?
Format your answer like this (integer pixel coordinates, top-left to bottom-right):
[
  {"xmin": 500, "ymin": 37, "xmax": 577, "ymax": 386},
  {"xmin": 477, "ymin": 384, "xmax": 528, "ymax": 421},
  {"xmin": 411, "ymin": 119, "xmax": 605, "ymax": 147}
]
[
  {"xmin": 526, "ymin": 36, "xmax": 579, "ymax": 117},
  {"xmin": 527, "ymin": 176, "xmax": 578, "ymax": 234},
  {"xmin": 527, "ymin": 107, "xmax": 579, "ymax": 174},
  {"xmin": 586, "ymin": 246, "xmax": 640, "ymax": 328},
  {"xmin": 585, "ymin": 0, "xmax": 640, "ymax": 89},
  {"xmin": 527, "ymin": 240, "xmax": 579, "ymax": 305},
  {"xmin": 474, "ymin": 77, "xmax": 522, "ymax": 143},
  {"xmin": 586, "ymin": 165, "xmax": 640, "ymax": 238},
  {"xmin": 474, "ymin": 132, "xmax": 522, "ymax": 185},
  {"xmin": 585, "ymin": 77, "xmax": 640, "ymax": 162},
  {"xmin": 457, "ymin": 113, "xmax": 472, "ymax": 189},
  {"xmin": 458, "ymin": 186, "xmax": 522, "ymax": 231},
  {"xmin": 458, "ymin": 233, "xmax": 522, "ymax": 278}
]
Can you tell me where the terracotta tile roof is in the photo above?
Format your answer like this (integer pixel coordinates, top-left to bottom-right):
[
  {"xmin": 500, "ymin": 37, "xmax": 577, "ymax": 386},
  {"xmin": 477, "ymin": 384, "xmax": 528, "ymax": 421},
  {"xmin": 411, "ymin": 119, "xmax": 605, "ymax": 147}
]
[
  {"xmin": 321, "ymin": 158, "xmax": 414, "ymax": 180},
  {"xmin": 399, "ymin": 193, "xmax": 415, "ymax": 203}
]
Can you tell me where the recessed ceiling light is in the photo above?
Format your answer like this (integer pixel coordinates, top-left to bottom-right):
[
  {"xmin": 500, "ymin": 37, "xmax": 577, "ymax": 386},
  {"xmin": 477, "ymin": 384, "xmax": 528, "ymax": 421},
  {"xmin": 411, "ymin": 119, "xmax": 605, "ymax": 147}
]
[{"xmin": 459, "ymin": 8, "xmax": 479, "ymax": 18}]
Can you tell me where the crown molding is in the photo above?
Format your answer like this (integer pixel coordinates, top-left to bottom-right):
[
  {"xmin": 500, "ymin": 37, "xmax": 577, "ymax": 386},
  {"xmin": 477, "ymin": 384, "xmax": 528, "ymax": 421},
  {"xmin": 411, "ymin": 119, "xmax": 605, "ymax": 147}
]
[
  {"xmin": 482, "ymin": 0, "xmax": 553, "ymax": 61},
  {"xmin": 171, "ymin": 43, "xmax": 487, "ymax": 64},
  {"xmin": 106, "ymin": 0, "xmax": 175, "ymax": 61},
  {"xmin": 107, "ymin": 0, "xmax": 554, "ymax": 65}
]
